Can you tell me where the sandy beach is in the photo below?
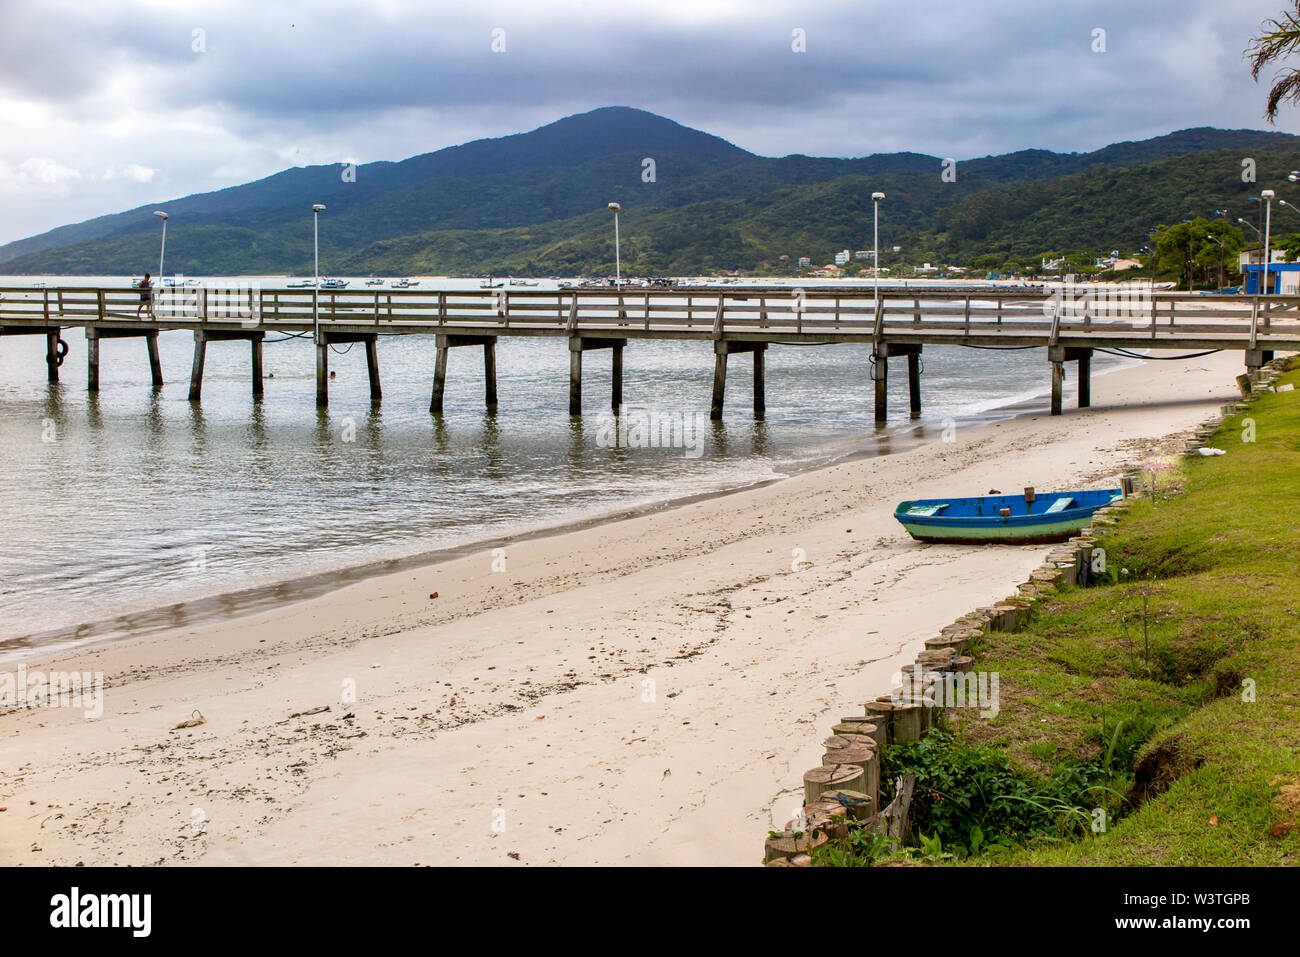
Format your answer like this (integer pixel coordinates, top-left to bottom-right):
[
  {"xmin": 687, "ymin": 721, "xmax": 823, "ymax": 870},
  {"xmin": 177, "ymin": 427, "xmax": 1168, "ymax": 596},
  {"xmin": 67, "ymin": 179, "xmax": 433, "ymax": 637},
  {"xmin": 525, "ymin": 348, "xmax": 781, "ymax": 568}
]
[{"xmin": 0, "ymin": 350, "xmax": 1247, "ymax": 866}]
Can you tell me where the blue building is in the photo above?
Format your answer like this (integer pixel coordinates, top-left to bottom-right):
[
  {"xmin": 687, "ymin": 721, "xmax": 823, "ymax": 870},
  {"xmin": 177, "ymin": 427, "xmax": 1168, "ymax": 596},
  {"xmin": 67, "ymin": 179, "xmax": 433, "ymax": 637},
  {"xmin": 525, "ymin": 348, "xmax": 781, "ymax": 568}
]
[{"xmin": 1242, "ymin": 262, "xmax": 1300, "ymax": 295}]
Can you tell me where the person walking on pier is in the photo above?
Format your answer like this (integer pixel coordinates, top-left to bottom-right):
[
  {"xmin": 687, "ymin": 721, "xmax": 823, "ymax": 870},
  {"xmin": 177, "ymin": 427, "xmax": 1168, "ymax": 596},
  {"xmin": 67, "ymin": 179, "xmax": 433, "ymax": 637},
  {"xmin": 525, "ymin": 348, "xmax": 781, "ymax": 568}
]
[{"xmin": 136, "ymin": 273, "xmax": 153, "ymax": 318}]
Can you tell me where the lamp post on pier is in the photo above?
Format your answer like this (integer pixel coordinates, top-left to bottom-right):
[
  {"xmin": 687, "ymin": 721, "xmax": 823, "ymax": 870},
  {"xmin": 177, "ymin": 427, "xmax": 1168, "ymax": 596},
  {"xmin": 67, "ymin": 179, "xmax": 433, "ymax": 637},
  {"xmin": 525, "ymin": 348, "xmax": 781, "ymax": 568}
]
[
  {"xmin": 153, "ymin": 211, "xmax": 168, "ymax": 284},
  {"xmin": 871, "ymin": 192, "xmax": 885, "ymax": 306},
  {"xmin": 608, "ymin": 202, "xmax": 621, "ymax": 283},
  {"xmin": 312, "ymin": 203, "xmax": 326, "ymax": 343},
  {"xmin": 1262, "ymin": 190, "xmax": 1275, "ymax": 295}
]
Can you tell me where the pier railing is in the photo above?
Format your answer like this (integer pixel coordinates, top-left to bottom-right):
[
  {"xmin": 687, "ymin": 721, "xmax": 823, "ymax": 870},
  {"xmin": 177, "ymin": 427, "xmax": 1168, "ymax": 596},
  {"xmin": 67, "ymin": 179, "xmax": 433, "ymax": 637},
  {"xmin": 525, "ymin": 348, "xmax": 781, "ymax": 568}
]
[{"xmin": 2, "ymin": 283, "xmax": 1296, "ymax": 419}]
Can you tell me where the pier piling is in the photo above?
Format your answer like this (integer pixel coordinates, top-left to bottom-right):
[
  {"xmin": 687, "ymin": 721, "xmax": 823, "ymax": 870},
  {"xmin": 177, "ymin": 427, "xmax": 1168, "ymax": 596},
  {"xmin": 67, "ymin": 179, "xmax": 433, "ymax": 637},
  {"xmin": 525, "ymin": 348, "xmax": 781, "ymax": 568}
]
[
  {"xmin": 711, "ymin": 340, "xmax": 766, "ymax": 420},
  {"xmin": 568, "ymin": 337, "xmax": 627, "ymax": 415},
  {"xmin": 431, "ymin": 333, "xmax": 498, "ymax": 414},
  {"xmin": 46, "ymin": 329, "xmax": 61, "ymax": 383},
  {"xmin": 188, "ymin": 329, "xmax": 266, "ymax": 402},
  {"xmin": 907, "ymin": 352, "xmax": 921, "ymax": 418}
]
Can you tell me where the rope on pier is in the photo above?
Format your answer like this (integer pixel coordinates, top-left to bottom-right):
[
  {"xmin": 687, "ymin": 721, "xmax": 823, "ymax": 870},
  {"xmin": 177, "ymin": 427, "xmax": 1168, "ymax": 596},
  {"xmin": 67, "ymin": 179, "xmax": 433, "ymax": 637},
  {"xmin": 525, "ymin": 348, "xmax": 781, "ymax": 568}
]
[{"xmin": 1095, "ymin": 347, "xmax": 1223, "ymax": 361}]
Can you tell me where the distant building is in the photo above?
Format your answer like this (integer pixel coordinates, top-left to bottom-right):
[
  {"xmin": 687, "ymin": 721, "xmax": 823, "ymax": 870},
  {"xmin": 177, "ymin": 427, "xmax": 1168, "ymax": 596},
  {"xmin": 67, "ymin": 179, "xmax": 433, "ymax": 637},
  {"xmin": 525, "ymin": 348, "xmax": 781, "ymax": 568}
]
[
  {"xmin": 1243, "ymin": 262, "xmax": 1300, "ymax": 294},
  {"xmin": 834, "ymin": 250, "xmax": 851, "ymax": 266},
  {"xmin": 853, "ymin": 250, "xmax": 872, "ymax": 260},
  {"xmin": 778, "ymin": 254, "xmax": 790, "ymax": 261},
  {"xmin": 797, "ymin": 256, "xmax": 811, "ymax": 268}
]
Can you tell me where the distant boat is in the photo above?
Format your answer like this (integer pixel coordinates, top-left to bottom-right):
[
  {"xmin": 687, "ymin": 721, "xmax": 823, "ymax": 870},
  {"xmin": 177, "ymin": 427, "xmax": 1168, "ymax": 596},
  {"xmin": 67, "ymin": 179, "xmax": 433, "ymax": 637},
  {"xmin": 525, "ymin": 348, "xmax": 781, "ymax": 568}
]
[
  {"xmin": 895, "ymin": 489, "xmax": 1122, "ymax": 545},
  {"xmin": 365, "ymin": 278, "xmax": 385, "ymax": 286},
  {"xmin": 391, "ymin": 279, "xmax": 420, "ymax": 288},
  {"xmin": 286, "ymin": 279, "xmax": 316, "ymax": 288},
  {"xmin": 319, "ymin": 278, "xmax": 349, "ymax": 289},
  {"xmin": 480, "ymin": 279, "xmax": 504, "ymax": 289}
]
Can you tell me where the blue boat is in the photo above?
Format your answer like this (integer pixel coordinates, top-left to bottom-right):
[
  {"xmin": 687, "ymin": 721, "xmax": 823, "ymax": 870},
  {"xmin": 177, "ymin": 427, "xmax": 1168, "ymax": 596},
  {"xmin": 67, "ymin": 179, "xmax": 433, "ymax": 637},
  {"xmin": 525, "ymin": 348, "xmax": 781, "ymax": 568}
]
[{"xmin": 894, "ymin": 488, "xmax": 1122, "ymax": 544}]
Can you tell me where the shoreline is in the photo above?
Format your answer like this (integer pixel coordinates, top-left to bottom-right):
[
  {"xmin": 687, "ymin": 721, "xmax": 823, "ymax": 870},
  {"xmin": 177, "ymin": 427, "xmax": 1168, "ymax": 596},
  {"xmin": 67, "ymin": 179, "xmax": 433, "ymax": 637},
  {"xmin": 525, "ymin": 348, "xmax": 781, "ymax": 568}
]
[
  {"xmin": 0, "ymin": 349, "xmax": 1248, "ymax": 866},
  {"xmin": 0, "ymin": 354, "xmax": 1136, "ymax": 662}
]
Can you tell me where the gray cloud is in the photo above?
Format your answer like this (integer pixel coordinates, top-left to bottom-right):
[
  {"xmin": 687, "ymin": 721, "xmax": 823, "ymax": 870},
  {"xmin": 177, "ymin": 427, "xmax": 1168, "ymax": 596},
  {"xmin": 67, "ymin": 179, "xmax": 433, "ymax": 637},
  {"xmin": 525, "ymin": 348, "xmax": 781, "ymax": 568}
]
[{"xmin": 0, "ymin": 0, "xmax": 1295, "ymax": 243}]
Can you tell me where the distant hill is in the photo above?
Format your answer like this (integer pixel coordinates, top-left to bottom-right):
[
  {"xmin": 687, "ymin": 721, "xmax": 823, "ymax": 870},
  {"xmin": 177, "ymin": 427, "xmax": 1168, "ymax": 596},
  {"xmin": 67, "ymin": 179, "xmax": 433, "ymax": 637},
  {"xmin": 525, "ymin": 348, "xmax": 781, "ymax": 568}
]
[{"xmin": 4, "ymin": 108, "xmax": 1300, "ymax": 276}]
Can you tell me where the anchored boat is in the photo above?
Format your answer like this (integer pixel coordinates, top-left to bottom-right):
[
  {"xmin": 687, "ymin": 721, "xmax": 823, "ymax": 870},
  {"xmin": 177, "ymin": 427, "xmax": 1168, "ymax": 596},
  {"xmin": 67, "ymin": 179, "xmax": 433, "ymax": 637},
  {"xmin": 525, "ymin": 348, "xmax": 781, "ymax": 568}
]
[{"xmin": 895, "ymin": 488, "xmax": 1122, "ymax": 545}]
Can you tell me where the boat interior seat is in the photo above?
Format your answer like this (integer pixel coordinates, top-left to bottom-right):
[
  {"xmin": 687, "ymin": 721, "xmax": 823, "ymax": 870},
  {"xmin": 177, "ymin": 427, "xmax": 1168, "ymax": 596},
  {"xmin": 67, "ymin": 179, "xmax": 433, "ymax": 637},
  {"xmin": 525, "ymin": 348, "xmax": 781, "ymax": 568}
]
[
  {"xmin": 1043, "ymin": 497, "xmax": 1074, "ymax": 514},
  {"xmin": 905, "ymin": 503, "xmax": 948, "ymax": 517}
]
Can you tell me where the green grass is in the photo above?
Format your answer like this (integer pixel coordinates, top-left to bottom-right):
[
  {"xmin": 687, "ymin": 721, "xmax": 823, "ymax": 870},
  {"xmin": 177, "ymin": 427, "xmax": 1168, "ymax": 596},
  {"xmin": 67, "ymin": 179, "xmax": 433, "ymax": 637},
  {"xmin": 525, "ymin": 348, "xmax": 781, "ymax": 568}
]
[{"xmin": 911, "ymin": 364, "xmax": 1300, "ymax": 866}]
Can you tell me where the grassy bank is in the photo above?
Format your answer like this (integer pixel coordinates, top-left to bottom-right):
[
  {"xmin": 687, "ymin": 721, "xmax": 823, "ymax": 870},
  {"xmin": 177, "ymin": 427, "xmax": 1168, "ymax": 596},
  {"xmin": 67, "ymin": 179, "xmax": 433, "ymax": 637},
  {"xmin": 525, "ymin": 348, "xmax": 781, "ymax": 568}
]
[{"xmin": 832, "ymin": 361, "xmax": 1300, "ymax": 865}]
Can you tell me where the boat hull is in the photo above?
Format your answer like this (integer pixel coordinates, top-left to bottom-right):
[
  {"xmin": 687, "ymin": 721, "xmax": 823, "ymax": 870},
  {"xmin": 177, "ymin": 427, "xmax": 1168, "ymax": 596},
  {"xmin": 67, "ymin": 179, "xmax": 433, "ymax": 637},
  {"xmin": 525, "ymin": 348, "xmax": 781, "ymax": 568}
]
[{"xmin": 894, "ymin": 489, "xmax": 1121, "ymax": 545}]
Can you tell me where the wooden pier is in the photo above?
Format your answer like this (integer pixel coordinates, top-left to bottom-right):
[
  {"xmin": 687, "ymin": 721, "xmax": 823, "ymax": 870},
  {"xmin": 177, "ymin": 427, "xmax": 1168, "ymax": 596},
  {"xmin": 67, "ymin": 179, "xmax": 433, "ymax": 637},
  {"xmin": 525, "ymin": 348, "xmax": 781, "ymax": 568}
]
[{"xmin": 1, "ymin": 283, "xmax": 1296, "ymax": 420}]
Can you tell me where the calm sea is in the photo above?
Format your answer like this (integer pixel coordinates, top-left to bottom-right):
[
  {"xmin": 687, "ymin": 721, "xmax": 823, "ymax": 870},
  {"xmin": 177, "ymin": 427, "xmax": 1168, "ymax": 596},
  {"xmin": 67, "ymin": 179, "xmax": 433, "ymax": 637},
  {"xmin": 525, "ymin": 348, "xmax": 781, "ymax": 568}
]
[{"xmin": 0, "ymin": 276, "xmax": 1128, "ymax": 652}]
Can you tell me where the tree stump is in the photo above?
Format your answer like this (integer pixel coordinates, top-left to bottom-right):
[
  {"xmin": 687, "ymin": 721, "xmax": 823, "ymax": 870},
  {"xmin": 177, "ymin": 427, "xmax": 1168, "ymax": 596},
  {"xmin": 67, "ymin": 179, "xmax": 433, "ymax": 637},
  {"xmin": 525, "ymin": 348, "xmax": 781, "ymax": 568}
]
[
  {"xmin": 804, "ymin": 764, "xmax": 865, "ymax": 805},
  {"xmin": 892, "ymin": 702, "xmax": 924, "ymax": 744},
  {"xmin": 834, "ymin": 719, "xmax": 885, "ymax": 749},
  {"xmin": 821, "ymin": 747, "xmax": 880, "ymax": 806},
  {"xmin": 817, "ymin": 788, "xmax": 875, "ymax": 820},
  {"xmin": 764, "ymin": 828, "xmax": 830, "ymax": 863},
  {"xmin": 824, "ymin": 733, "xmax": 875, "ymax": 752}
]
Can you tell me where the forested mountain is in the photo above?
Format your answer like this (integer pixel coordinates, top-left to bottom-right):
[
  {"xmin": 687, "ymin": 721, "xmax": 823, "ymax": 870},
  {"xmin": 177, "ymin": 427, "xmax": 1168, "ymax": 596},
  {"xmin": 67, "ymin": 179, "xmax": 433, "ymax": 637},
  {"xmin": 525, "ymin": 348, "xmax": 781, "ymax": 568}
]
[{"xmin": 4, "ymin": 107, "xmax": 1298, "ymax": 276}]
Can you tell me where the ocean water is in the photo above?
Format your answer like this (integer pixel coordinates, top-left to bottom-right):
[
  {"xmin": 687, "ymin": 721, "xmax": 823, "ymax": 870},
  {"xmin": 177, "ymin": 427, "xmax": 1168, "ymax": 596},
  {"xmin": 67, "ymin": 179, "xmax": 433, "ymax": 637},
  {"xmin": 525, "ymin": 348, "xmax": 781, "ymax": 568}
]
[{"xmin": 0, "ymin": 277, "xmax": 1124, "ymax": 650}]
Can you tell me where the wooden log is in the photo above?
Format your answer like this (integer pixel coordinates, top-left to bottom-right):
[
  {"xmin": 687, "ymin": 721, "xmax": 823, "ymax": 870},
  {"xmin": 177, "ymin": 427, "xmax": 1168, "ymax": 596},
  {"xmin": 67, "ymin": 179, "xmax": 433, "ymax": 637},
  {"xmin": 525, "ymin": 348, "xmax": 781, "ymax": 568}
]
[
  {"xmin": 753, "ymin": 344, "xmax": 765, "ymax": 420},
  {"xmin": 804, "ymin": 764, "xmax": 865, "ymax": 805},
  {"xmin": 908, "ymin": 351, "xmax": 921, "ymax": 419},
  {"xmin": 710, "ymin": 348, "xmax": 727, "ymax": 421},
  {"xmin": 833, "ymin": 719, "xmax": 885, "ymax": 749},
  {"xmin": 884, "ymin": 773, "xmax": 917, "ymax": 843},
  {"xmin": 817, "ymin": 788, "xmax": 875, "ymax": 821},
  {"xmin": 764, "ymin": 828, "xmax": 829, "ymax": 863},
  {"xmin": 799, "ymin": 804, "xmax": 849, "ymax": 841},
  {"xmin": 891, "ymin": 702, "xmax": 924, "ymax": 744},
  {"xmin": 821, "ymin": 747, "xmax": 880, "ymax": 806},
  {"xmin": 315, "ymin": 338, "xmax": 329, "ymax": 408},
  {"xmin": 823, "ymin": 733, "xmax": 875, "ymax": 752},
  {"xmin": 951, "ymin": 655, "xmax": 975, "ymax": 674},
  {"xmin": 482, "ymin": 340, "xmax": 496, "ymax": 409}
]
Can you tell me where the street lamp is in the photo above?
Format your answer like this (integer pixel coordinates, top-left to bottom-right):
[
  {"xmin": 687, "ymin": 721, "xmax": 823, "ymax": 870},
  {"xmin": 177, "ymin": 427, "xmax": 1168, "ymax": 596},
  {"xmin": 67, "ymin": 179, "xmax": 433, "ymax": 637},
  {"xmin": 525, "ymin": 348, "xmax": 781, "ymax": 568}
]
[
  {"xmin": 1205, "ymin": 234, "xmax": 1226, "ymax": 291},
  {"xmin": 1262, "ymin": 190, "xmax": 1275, "ymax": 295},
  {"xmin": 1289, "ymin": 171, "xmax": 1300, "ymax": 182},
  {"xmin": 608, "ymin": 202, "xmax": 621, "ymax": 283},
  {"xmin": 312, "ymin": 203, "xmax": 326, "ymax": 342},
  {"xmin": 153, "ymin": 211, "xmax": 168, "ymax": 284},
  {"xmin": 871, "ymin": 192, "xmax": 885, "ymax": 304},
  {"xmin": 1237, "ymin": 217, "xmax": 1261, "ymax": 238}
]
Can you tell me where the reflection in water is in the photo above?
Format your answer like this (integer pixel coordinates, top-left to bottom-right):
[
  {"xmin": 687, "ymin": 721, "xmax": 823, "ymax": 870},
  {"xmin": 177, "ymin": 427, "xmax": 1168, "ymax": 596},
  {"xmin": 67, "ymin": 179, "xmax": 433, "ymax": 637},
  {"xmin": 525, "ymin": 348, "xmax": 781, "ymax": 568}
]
[{"xmin": 0, "ymin": 328, "xmax": 1127, "ymax": 646}]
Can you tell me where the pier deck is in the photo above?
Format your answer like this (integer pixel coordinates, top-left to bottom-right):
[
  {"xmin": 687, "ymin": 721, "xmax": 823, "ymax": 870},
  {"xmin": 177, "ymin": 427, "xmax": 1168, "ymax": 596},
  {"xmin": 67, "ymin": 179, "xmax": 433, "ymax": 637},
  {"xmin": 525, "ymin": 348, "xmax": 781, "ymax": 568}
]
[{"xmin": 2, "ymin": 284, "xmax": 1296, "ymax": 419}]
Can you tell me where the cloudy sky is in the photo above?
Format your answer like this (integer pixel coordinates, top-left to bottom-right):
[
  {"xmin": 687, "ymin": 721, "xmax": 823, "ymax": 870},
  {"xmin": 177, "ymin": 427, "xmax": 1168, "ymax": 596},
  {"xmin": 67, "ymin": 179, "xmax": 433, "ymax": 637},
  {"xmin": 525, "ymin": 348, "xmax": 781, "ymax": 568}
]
[{"xmin": 0, "ymin": 0, "xmax": 1295, "ymax": 243}]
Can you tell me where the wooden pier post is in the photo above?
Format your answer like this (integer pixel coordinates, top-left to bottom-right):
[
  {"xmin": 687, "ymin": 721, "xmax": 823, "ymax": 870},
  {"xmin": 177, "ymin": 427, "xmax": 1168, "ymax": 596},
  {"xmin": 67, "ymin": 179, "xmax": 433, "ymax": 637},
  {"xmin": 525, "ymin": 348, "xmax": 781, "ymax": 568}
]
[
  {"xmin": 710, "ymin": 346, "xmax": 727, "ymax": 420},
  {"xmin": 188, "ymin": 331, "xmax": 207, "ymax": 401},
  {"xmin": 611, "ymin": 341, "xmax": 623, "ymax": 413},
  {"xmin": 147, "ymin": 332, "xmax": 163, "ymax": 388},
  {"xmin": 86, "ymin": 327, "xmax": 100, "ymax": 391},
  {"xmin": 569, "ymin": 346, "xmax": 583, "ymax": 415},
  {"xmin": 45, "ymin": 329, "xmax": 61, "ymax": 383},
  {"xmin": 874, "ymin": 351, "xmax": 888, "ymax": 424},
  {"xmin": 431, "ymin": 341, "xmax": 449, "ymax": 414},
  {"xmin": 1077, "ymin": 350, "xmax": 1091, "ymax": 408},
  {"xmin": 366, "ymin": 336, "xmax": 382, "ymax": 402},
  {"xmin": 483, "ymin": 340, "xmax": 496, "ymax": 410},
  {"xmin": 430, "ymin": 333, "xmax": 500, "ymax": 414},
  {"xmin": 908, "ymin": 351, "xmax": 921, "ymax": 418},
  {"xmin": 250, "ymin": 335, "xmax": 263, "ymax": 397},
  {"xmin": 568, "ymin": 337, "xmax": 626, "ymax": 416},
  {"xmin": 1050, "ymin": 360, "xmax": 1064, "ymax": 416},
  {"xmin": 315, "ymin": 338, "xmax": 329, "ymax": 408},
  {"xmin": 711, "ymin": 340, "xmax": 766, "ymax": 420}
]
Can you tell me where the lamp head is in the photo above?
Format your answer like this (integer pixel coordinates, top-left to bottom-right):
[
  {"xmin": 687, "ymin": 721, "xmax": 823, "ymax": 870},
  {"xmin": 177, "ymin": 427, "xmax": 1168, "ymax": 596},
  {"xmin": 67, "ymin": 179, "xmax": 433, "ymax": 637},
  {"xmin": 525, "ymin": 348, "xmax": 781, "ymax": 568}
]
[
  {"xmin": 1262, "ymin": 189, "xmax": 1276, "ymax": 199},
  {"xmin": 312, "ymin": 204, "xmax": 326, "ymax": 213},
  {"xmin": 1289, "ymin": 171, "xmax": 1300, "ymax": 182},
  {"xmin": 608, "ymin": 202, "xmax": 621, "ymax": 213},
  {"xmin": 871, "ymin": 192, "xmax": 885, "ymax": 201},
  {"xmin": 153, "ymin": 210, "xmax": 168, "ymax": 221}
]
